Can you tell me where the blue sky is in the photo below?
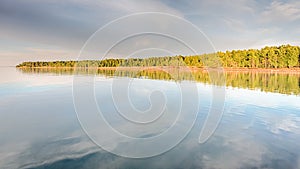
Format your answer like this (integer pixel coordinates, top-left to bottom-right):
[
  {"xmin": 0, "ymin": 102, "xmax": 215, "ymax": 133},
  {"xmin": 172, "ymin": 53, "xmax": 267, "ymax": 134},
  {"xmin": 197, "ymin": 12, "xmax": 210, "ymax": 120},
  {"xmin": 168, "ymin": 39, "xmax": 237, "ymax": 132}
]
[{"xmin": 0, "ymin": 0, "xmax": 300, "ymax": 66}]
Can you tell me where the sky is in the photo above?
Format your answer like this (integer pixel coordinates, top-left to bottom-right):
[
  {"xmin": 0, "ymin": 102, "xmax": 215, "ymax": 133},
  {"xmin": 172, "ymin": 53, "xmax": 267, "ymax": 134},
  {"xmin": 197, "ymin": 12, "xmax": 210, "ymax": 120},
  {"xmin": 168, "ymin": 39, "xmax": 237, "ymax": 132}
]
[{"xmin": 0, "ymin": 0, "xmax": 300, "ymax": 66}]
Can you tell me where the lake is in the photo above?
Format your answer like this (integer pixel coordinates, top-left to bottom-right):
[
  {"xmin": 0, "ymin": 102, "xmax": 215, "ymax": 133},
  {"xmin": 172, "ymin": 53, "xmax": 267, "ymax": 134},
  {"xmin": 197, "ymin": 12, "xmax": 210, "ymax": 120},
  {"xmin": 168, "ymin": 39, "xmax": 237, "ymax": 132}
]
[{"xmin": 1, "ymin": 67, "xmax": 300, "ymax": 169}]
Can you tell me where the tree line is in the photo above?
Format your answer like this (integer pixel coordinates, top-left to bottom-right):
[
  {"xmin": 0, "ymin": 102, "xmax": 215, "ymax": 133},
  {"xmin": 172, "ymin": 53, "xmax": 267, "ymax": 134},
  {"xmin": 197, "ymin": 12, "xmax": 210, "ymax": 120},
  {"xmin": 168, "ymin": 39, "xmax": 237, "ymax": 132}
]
[{"xmin": 16, "ymin": 45, "xmax": 300, "ymax": 68}]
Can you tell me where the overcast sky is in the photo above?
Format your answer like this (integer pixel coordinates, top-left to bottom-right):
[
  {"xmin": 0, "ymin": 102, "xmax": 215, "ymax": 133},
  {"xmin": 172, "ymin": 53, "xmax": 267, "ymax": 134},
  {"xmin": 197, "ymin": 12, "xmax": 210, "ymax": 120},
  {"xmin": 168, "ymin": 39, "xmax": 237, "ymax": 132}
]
[{"xmin": 1, "ymin": 0, "xmax": 300, "ymax": 66}]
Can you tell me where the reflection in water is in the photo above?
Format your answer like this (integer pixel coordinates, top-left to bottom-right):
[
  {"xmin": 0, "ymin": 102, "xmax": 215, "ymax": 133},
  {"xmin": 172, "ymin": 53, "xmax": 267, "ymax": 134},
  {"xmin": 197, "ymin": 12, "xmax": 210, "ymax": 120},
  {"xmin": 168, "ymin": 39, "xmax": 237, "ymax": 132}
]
[
  {"xmin": 18, "ymin": 67, "xmax": 300, "ymax": 95},
  {"xmin": 0, "ymin": 67, "xmax": 300, "ymax": 169}
]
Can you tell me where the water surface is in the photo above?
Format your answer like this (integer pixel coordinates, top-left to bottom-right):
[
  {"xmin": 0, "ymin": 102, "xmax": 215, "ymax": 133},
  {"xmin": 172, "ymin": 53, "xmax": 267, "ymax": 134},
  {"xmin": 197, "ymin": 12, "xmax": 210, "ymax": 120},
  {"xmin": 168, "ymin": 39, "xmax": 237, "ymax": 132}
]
[{"xmin": 1, "ymin": 67, "xmax": 300, "ymax": 169}]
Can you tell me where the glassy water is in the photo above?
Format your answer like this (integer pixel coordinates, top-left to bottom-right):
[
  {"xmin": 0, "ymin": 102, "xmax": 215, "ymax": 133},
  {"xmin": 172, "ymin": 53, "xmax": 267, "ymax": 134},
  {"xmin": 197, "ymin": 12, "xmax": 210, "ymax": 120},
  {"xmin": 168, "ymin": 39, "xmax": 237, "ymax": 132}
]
[{"xmin": 1, "ymin": 67, "xmax": 300, "ymax": 169}]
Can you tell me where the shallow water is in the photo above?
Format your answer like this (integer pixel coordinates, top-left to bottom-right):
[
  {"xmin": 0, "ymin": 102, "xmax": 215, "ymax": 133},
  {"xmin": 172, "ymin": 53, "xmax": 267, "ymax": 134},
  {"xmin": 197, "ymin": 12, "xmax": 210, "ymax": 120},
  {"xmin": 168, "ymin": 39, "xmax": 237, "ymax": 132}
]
[{"xmin": 1, "ymin": 67, "xmax": 300, "ymax": 169}]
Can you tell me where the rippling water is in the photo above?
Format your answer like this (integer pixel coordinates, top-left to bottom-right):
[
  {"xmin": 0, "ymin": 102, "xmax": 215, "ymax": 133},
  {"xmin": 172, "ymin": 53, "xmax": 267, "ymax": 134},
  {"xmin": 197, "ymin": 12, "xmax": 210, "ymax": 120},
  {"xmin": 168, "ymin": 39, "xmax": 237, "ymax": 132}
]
[{"xmin": 1, "ymin": 67, "xmax": 300, "ymax": 169}]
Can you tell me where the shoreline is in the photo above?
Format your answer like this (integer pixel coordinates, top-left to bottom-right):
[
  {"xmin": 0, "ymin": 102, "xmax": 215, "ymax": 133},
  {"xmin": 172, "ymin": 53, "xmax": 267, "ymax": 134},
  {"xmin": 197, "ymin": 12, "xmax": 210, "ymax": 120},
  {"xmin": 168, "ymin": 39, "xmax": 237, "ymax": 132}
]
[{"xmin": 17, "ymin": 66, "xmax": 300, "ymax": 74}]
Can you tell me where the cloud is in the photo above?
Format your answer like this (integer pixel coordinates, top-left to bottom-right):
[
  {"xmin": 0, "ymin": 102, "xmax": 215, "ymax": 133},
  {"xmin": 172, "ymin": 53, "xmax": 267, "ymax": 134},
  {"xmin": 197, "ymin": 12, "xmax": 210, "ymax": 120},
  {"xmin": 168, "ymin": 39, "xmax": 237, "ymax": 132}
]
[
  {"xmin": 1, "ymin": 0, "xmax": 300, "ymax": 66},
  {"xmin": 0, "ymin": 0, "xmax": 183, "ymax": 49},
  {"xmin": 0, "ymin": 0, "xmax": 186, "ymax": 66},
  {"xmin": 97, "ymin": 0, "xmax": 183, "ymax": 16},
  {"xmin": 179, "ymin": 0, "xmax": 257, "ymax": 17},
  {"xmin": 222, "ymin": 18, "xmax": 248, "ymax": 33},
  {"xmin": 261, "ymin": 1, "xmax": 300, "ymax": 23}
]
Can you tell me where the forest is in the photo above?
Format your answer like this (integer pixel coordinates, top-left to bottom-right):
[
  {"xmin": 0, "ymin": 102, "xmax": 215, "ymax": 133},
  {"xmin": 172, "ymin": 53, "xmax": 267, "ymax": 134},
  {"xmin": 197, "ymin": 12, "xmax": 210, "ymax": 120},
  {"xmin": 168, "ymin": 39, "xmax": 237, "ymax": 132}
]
[{"xmin": 16, "ymin": 45, "xmax": 300, "ymax": 69}]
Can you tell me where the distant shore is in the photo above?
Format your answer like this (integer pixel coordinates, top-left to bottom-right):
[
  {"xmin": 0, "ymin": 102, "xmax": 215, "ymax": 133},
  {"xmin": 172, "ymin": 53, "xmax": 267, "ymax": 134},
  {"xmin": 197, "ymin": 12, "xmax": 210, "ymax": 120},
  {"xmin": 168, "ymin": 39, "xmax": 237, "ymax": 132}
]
[{"xmin": 17, "ymin": 66, "xmax": 300, "ymax": 74}]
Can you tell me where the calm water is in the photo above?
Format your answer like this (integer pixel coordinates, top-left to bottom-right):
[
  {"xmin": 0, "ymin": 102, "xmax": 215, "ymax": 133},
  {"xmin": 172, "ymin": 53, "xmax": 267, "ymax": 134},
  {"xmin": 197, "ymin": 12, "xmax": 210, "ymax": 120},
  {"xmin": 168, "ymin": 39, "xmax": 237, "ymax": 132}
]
[{"xmin": 1, "ymin": 67, "xmax": 300, "ymax": 169}]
